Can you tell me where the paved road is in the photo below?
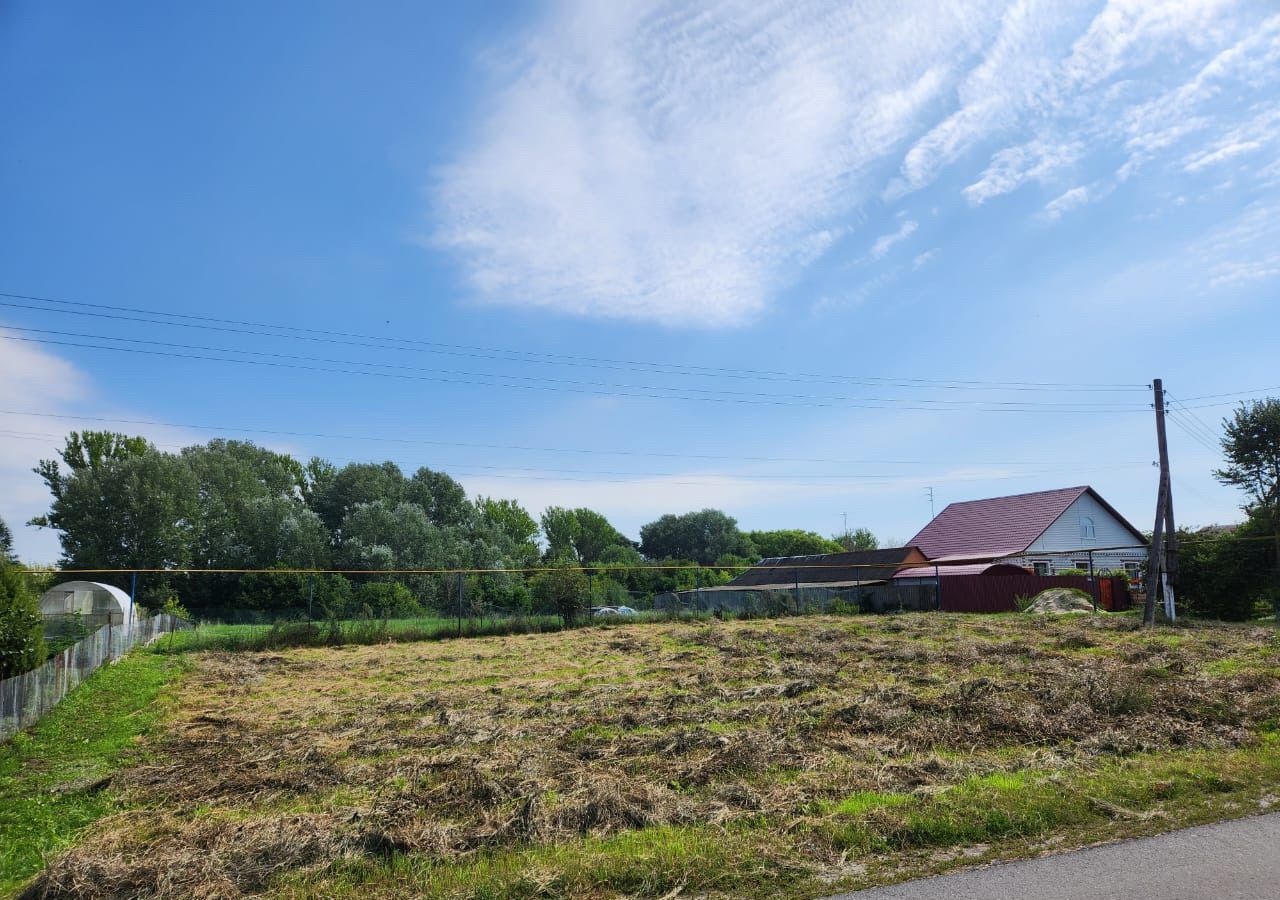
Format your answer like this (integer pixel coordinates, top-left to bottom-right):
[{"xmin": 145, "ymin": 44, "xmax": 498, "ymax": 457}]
[{"xmin": 830, "ymin": 812, "xmax": 1280, "ymax": 900}]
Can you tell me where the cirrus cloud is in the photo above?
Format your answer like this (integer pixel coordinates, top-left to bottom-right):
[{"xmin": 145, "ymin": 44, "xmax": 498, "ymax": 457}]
[{"xmin": 433, "ymin": 0, "xmax": 1280, "ymax": 327}]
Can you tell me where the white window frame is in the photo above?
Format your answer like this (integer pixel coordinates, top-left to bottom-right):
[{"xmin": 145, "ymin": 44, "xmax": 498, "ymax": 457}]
[
  {"xmin": 1080, "ymin": 516, "xmax": 1096, "ymax": 540},
  {"xmin": 1032, "ymin": 560, "xmax": 1051, "ymax": 576}
]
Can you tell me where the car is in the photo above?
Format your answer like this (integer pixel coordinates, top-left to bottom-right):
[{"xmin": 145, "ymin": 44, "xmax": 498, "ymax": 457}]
[
  {"xmin": 612, "ymin": 605, "xmax": 637, "ymax": 616},
  {"xmin": 592, "ymin": 606, "xmax": 619, "ymax": 617}
]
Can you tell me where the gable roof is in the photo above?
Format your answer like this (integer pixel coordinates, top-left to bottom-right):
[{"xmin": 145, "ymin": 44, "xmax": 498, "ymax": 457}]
[
  {"xmin": 716, "ymin": 546, "xmax": 927, "ymax": 589},
  {"xmin": 907, "ymin": 486, "xmax": 1146, "ymax": 561}
]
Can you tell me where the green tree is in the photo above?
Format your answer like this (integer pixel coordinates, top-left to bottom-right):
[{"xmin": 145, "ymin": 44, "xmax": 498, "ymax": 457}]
[
  {"xmin": 1174, "ymin": 524, "xmax": 1271, "ymax": 620},
  {"xmin": 833, "ymin": 527, "xmax": 880, "ymax": 551},
  {"xmin": 31, "ymin": 430, "xmax": 149, "ymax": 509},
  {"xmin": 0, "ymin": 563, "xmax": 44, "ymax": 677},
  {"xmin": 302, "ymin": 456, "xmax": 337, "ymax": 507},
  {"xmin": 540, "ymin": 506, "xmax": 580, "ymax": 559},
  {"xmin": 539, "ymin": 506, "xmax": 630, "ymax": 563},
  {"xmin": 570, "ymin": 508, "xmax": 629, "ymax": 563},
  {"xmin": 406, "ymin": 467, "xmax": 472, "ymax": 527},
  {"xmin": 1215, "ymin": 398, "xmax": 1280, "ymax": 616},
  {"xmin": 639, "ymin": 509, "xmax": 742, "ymax": 565},
  {"xmin": 311, "ymin": 461, "xmax": 406, "ymax": 532},
  {"xmin": 181, "ymin": 440, "xmax": 308, "ymax": 569},
  {"xmin": 475, "ymin": 497, "xmax": 540, "ymax": 566},
  {"xmin": 0, "ymin": 515, "xmax": 14, "ymax": 563},
  {"xmin": 746, "ymin": 529, "xmax": 843, "ymax": 559},
  {"xmin": 30, "ymin": 444, "xmax": 198, "ymax": 571},
  {"xmin": 531, "ymin": 558, "xmax": 590, "ymax": 625}
]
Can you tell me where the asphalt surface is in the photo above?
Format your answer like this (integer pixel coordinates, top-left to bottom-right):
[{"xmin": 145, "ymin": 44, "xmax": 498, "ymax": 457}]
[{"xmin": 829, "ymin": 812, "xmax": 1280, "ymax": 900}]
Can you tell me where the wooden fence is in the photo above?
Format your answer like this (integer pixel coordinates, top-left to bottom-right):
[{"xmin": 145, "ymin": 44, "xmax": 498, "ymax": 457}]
[{"xmin": 1, "ymin": 614, "xmax": 186, "ymax": 741}]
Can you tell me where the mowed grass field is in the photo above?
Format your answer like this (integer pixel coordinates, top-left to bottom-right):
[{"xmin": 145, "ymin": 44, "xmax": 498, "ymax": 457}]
[{"xmin": 8, "ymin": 613, "xmax": 1280, "ymax": 899}]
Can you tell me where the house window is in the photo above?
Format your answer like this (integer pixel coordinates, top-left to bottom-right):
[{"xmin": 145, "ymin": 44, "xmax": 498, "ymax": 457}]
[
  {"xmin": 1033, "ymin": 561, "xmax": 1051, "ymax": 576},
  {"xmin": 1080, "ymin": 516, "xmax": 1096, "ymax": 540},
  {"xmin": 1073, "ymin": 559, "xmax": 1091, "ymax": 572},
  {"xmin": 1124, "ymin": 562, "xmax": 1142, "ymax": 579}
]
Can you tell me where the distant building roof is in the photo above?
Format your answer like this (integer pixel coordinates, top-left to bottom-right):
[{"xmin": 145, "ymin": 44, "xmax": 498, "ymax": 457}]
[
  {"xmin": 907, "ymin": 485, "xmax": 1145, "ymax": 561},
  {"xmin": 713, "ymin": 546, "xmax": 928, "ymax": 589},
  {"xmin": 893, "ymin": 562, "xmax": 1030, "ymax": 579}
]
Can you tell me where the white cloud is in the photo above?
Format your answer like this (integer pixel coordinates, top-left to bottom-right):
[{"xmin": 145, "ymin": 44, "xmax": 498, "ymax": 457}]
[
  {"xmin": 962, "ymin": 140, "xmax": 1083, "ymax": 205},
  {"xmin": 436, "ymin": 0, "xmax": 1278, "ymax": 326},
  {"xmin": 897, "ymin": 0, "xmax": 1093, "ymax": 194},
  {"xmin": 435, "ymin": 1, "xmax": 999, "ymax": 327},
  {"xmin": 869, "ymin": 219, "xmax": 918, "ymax": 259},
  {"xmin": 0, "ymin": 331, "xmax": 209, "ymax": 563},
  {"xmin": 913, "ymin": 248, "xmax": 939, "ymax": 268},
  {"xmin": 1182, "ymin": 107, "xmax": 1280, "ymax": 172},
  {"xmin": 1041, "ymin": 185, "xmax": 1090, "ymax": 220},
  {"xmin": 0, "ymin": 334, "xmax": 92, "ymax": 562}
]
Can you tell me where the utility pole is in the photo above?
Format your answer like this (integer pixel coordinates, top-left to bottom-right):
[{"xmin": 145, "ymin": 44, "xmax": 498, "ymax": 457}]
[
  {"xmin": 925, "ymin": 487, "xmax": 935, "ymax": 519},
  {"xmin": 1144, "ymin": 379, "xmax": 1178, "ymax": 626}
]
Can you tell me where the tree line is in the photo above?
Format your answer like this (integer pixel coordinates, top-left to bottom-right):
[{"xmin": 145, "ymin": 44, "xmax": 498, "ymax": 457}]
[{"xmin": 12, "ymin": 431, "xmax": 880, "ymax": 621}]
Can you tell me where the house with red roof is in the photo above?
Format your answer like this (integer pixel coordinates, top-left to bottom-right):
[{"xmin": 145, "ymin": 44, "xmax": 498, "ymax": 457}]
[{"xmin": 906, "ymin": 485, "xmax": 1148, "ymax": 578}]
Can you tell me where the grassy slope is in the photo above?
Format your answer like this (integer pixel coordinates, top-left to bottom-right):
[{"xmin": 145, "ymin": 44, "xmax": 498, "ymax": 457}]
[
  {"xmin": 12, "ymin": 614, "xmax": 1280, "ymax": 899},
  {"xmin": 0, "ymin": 651, "xmax": 189, "ymax": 895}
]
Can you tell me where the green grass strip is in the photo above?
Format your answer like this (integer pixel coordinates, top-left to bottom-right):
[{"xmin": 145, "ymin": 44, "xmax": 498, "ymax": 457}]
[{"xmin": 0, "ymin": 650, "xmax": 188, "ymax": 895}]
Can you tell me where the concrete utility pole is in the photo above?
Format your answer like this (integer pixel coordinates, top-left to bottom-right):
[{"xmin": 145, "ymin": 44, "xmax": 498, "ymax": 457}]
[{"xmin": 1144, "ymin": 379, "xmax": 1178, "ymax": 626}]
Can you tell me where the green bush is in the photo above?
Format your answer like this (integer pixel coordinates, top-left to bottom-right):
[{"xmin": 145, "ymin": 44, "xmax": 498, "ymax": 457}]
[
  {"xmin": 0, "ymin": 564, "xmax": 45, "ymax": 677},
  {"xmin": 531, "ymin": 559, "xmax": 590, "ymax": 625},
  {"xmin": 355, "ymin": 581, "xmax": 422, "ymax": 618}
]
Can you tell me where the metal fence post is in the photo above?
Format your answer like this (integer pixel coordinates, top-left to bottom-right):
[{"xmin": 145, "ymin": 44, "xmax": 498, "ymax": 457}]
[{"xmin": 1087, "ymin": 550, "xmax": 1098, "ymax": 611}]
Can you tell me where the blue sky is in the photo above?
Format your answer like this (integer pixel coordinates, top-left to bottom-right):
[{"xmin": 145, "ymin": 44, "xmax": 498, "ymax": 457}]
[{"xmin": 2, "ymin": 0, "xmax": 1279, "ymax": 563}]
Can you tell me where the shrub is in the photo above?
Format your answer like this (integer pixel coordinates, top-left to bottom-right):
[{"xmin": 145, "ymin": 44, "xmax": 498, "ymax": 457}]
[
  {"xmin": 355, "ymin": 581, "xmax": 422, "ymax": 618},
  {"xmin": 531, "ymin": 559, "xmax": 590, "ymax": 625},
  {"xmin": 0, "ymin": 564, "xmax": 45, "ymax": 677}
]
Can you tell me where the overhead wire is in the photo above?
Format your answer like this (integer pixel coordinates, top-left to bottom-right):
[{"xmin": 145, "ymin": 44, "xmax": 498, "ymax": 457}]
[
  {"xmin": 1165, "ymin": 393, "xmax": 1222, "ymax": 447},
  {"xmin": 0, "ymin": 290, "xmax": 1151, "ymax": 392},
  {"xmin": 0, "ymin": 409, "xmax": 1155, "ymax": 468},
  {"xmin": 1165, "ymin": 410, "xmax": 1220, "ymax": 455},
  {"xmin": 0, "ymin": 325, "xmax": 1153, "ymax": 411},
  {"xmin": 0, "ymin": 423, "xmax": 1151, "ymax": 486}
]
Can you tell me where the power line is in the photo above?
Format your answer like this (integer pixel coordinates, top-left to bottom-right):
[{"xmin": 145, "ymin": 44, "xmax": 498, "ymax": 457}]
[
  {"xmin": 1165, "ymin": 393, "xmax": 1222, "ymax": 446},
  {"xmin": 0, "ymin": 424, "xmax": 1150, "ymax": 487},
  {"xmin": 0, "ymin": 290, "xmax": 1151, "ymax": 392},
  {"xmin": 0, "ymin": 409, "xmax": 1155, "ymax": 468},
  {"xmin": 1165, "ymin": 411, "xmax": 1219, "ymax": 455},
  {"xmin": 0, "ymin": 325, "xmax": 1153, "ymax": 410},
  {"xmin": 1175, "ymin": 385, "xmax": 1280, "ymax": 403},
  {"xmin": 0, "ymin": 332, "xmax": 1157, "ymax": 413}
]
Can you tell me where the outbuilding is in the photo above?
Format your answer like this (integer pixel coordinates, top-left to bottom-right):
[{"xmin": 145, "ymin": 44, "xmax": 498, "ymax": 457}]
[{"xmin": 38, "ymin": 580, "xmax": 136, "ymax": 628}]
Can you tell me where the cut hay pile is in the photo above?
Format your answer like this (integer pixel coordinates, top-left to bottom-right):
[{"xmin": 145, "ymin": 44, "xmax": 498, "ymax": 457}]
[
  {"xmin": 20, "ymin": 615, "xmax": 1280, "ymax": 898},
  {"xmin": 1023, "ymin": 587, "xmax": 1097, "ymax": 614}
]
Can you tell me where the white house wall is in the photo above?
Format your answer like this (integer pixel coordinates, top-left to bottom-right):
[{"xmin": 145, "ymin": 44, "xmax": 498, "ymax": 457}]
[{"xmin": 1015, "ymin": 492, "xmax": 1147, "ymax": 575}]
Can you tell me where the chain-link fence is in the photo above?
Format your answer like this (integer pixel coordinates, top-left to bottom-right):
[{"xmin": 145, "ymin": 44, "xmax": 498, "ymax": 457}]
[{"xmin": 1, "ymin": 613, "xmax": 187, "ymax": 741}]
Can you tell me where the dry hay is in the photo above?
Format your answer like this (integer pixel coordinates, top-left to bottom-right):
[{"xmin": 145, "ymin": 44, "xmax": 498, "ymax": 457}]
[
  {"xmin": 21, "ymin": 615, "xmax": 1280, "ymax": 897},
  {"xmin": 1024, "ymin": 588, "xmax": 1097, "ymax": 615}
]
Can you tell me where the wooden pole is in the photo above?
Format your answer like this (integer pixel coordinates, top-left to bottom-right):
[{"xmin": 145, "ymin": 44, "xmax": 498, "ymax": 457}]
[{"xmin": 1144, "ymin": 378, "xmax": 1172, "ymax": 626}]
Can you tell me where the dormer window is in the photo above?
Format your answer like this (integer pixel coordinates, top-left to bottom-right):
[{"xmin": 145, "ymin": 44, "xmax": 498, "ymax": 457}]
[{"xmin": 1080, "ymin": 516, "xmax": 1096, "ymax": 540}]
